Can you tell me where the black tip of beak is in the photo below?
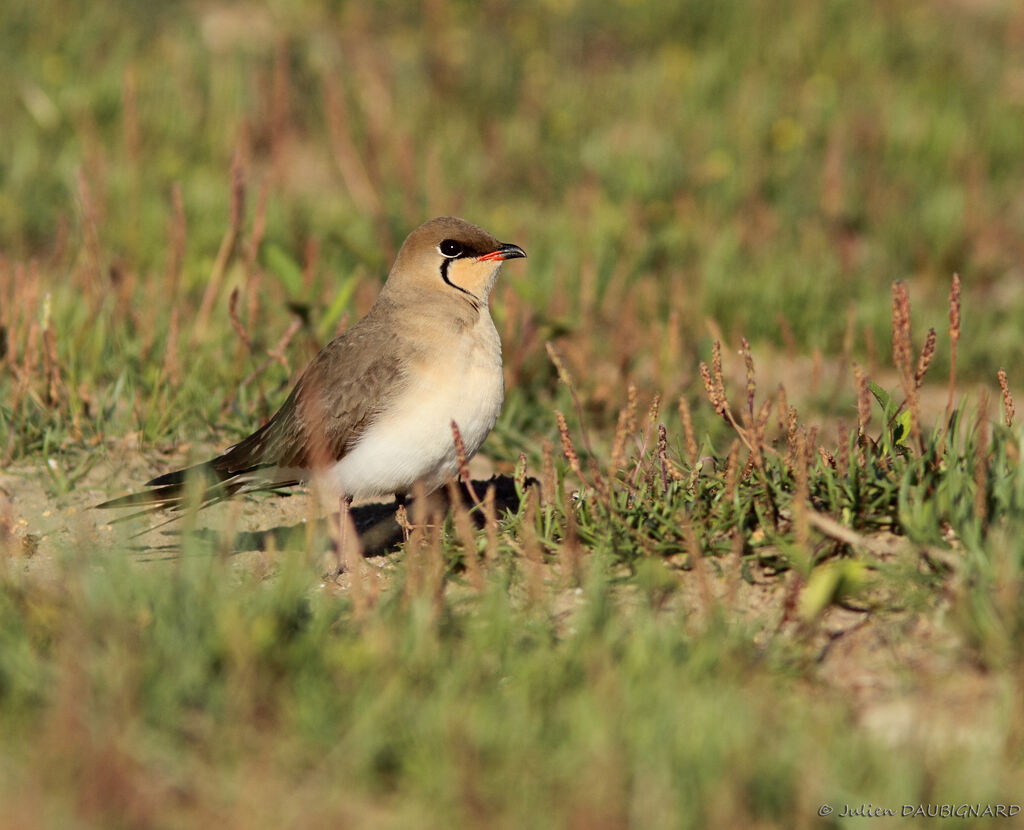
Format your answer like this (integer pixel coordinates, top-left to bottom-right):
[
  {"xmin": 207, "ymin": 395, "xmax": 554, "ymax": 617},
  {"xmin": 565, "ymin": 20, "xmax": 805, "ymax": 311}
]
[{"xmin": 478, "ymin": 243, "xmax": 527, "ymax": 262}]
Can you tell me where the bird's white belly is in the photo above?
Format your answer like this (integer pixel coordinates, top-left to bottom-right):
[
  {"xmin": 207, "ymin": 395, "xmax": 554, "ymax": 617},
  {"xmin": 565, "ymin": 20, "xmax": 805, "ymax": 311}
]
[{"xmin": 326, "ymin": 330, "xmax": 503, "ymax": 499}]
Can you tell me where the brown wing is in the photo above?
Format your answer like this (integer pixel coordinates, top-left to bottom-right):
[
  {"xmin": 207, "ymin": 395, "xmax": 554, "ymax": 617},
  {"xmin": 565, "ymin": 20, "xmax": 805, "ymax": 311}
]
[
  {"xmin": 97, "ymin": 301, "xmax": 410, "ymax": 511},
  {"xmin": 213, "ymin": 308, "xmax": 409, "ymax": 475}
]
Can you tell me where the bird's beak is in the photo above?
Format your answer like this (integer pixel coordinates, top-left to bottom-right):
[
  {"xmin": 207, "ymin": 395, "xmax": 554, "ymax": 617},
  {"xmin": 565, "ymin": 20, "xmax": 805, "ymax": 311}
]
[{"xmin": 477, "ymin": 242, "xmax": 527, "ymax": 262}]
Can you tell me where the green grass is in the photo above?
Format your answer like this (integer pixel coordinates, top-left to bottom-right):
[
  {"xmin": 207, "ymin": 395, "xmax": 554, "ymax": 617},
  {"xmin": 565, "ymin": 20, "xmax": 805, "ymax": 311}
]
[{"xmin": 3, "ymin": 1, "xmax": 1024, "ymax": 827}]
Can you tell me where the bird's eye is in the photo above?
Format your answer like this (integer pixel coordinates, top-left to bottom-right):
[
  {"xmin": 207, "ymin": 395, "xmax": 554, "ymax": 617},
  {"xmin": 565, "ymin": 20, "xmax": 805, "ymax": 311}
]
[{"xmin": 439, "ymin": 240, "xmax": 463, "ymax": 258}]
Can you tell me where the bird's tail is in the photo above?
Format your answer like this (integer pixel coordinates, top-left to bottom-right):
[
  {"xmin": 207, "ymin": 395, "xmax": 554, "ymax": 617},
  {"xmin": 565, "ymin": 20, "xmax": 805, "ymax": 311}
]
[{"xmin": 96, "ymin": 460, "xmax": 298, "ymax": 515}]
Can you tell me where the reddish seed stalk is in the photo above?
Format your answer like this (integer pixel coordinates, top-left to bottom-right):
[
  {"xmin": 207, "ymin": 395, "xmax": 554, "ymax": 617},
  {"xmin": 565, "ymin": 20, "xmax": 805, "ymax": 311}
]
[
  {"xmin": 678, "ymin": 396, "xmax": 698, "ymax": 466},
  {"xmin": 836, "ymin": 422, "xmax": 850, "ymax": 478},
  {"xmin": 854, "ymin": 364, "xmax": 870, "ymax": 438},
  {"xmin": 997, "ymin": 369, "xmax": 1015, "ymax": 428},
  {"xmin": 711, "ymin": 340, "xmax": 728, "ymax": 417},
  {"xmin": 891, "ymin": 281, "xmax": 921, "ymax": 446},
  {"xmin": 915, "ymin": 328, "xmax": 936, "ymax": 388},
  {"xmin": 699, "ymin": 361, "xmax": 723, "ymax": 416},
  {"xmin": 784, "ymin": 406, "xmax": 799, "ymax": 468},
  {"xmin": 891, "ymin": 281, "xmax": 912, "ymax": 381},
  {"xmin": 657, "ymin": 423, "xmax": 669, "ymax": 494},
  {"xmin": 945, "ymin": 273, "xmax": 961, "ymax": 425},
  {"xmin": 556, "ymin": 410, "xmax": 585, "ymax": 484},
  {"xmin": 741, "ymin": 336, "xmax": 756, "ymax": 420},
  {"xmin": 541, "ymin": 439, "xmax": 557, "ymax": 507}
]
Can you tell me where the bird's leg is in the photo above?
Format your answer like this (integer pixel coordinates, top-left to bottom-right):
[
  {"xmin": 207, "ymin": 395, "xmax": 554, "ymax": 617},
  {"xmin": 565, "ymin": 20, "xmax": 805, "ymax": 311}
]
[
  {"xmin": 333, "ymin": 494, "xmax": 355, "ymax": 577},
  {"xmin": 394, "ymin": 492, "xmax": 412, "ymax": 543}
]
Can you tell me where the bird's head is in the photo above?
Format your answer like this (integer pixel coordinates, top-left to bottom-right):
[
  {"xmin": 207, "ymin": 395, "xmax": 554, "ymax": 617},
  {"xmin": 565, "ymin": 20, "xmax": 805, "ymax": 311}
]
[{"xmin": 384, "ymin": 217, "xmax": 526, "ymax": 306}]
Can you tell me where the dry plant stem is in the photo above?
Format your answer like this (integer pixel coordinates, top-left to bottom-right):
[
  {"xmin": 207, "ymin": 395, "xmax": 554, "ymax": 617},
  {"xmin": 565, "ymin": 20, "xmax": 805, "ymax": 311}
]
[
  {"xmin": 699, "ymin": 361, "xmax": 722, "ymax": 415},
  {"xmin": 974, "ymin": 393, "xmax": 991, "ymax": 523},
  {"xmin": 741, "ymin": 337, "xmax": 756, "ymax": 420},
  {"xmin": 194, "ymin": 151, "xmax": 245, "ymax": 342},
  {"xmin": 237, "ymin": 317, "xmax": 302, "ymax": 390},
  {"xmin": 793, "ymin": 430, "xmax": 810, "ymax": 553},
  {"xmin": 699, "ymin": 345, "xmax": 760, "ymax": 460},
  {"xmin": 609, "ymin": 401, "xmax": 630, "ymax": 474},
  {"xmin": 540, "ymin": 439, "xmax": 557, "ymax": 506},
  {"xmin": 784, "ymin": 406, "xmax": 799, "ymax": 467},
  {"xmin": 482, "ymin": 485, "xmax": 499, "ymax": 564},
  {"xmin": 678, "ymin": 396, "xmax": 698, "ymax": 465},
  {"xmin": 627, "ymin": 394, "xmax": 660, "ymax": 492},
  {"xmin": 331, "ymin": 495, "xmax": 358, "ymax": 577},
  {"xmin": 891, "ymin": 281, "xmax": 922, "ymax": 448},
  {"xmin": 450, "ymin": 420, "xmax": 483, "ymax": 509},
  {"xmin": 657, "ymin": 424, "xmax": 670, "ymax": 495},
  {"xmin": 447, "ymin": 480, "xmax": 483, "ymax": 591},
  {"xmin": 323, "ymin": 72, "xmax": 382, "ymax": 220},
  {"xmin": 559, "ymin": 483, "xmax": 583, "ymax": 587},
  {"xmin": 520, "ymin": 488, "xmax": 546, "ymax": 605},
  {"xmin": 891, "ymin": 282, "xmax": 913, "ymax": 381},
  {"xmin": 683, "ymin": 521, "xmax": 714, "ymax": 620},
  {"xmin": 803, "ymin": 508, "xmax": 954, "ymax": 568},
  {"xmin": 245, "ymin": 179, "xmax": 270, "ymax": 278},
  {"xmin": 723, "ymin": 440, "xmax": 741, "ymax": 501},
  {"xmin": 228, "ymin": 288, "xmax": 253, "ymax": 353},
  {"xmin": 546, "ymin": 341, "xmax": 594, "ymax": 455},
  {"xmin": 854, "ymin": 364, "xmax": 870, "ymax": 438},
  {"xmin": 776, "ymin": 385, "xmax": 789, "ymax": 433},
  {"xmin": 402, "ymin": 481, "xmax": 435, "ymax": 607},
  {"xmin": 41, "ymin": 318, "xmax": 61, "ymax": 408},
  {"xmin": 836, "ymin": 422, "xmax": 850, "ymax": 478},
  {"xmin": 946, "ymin": 273, "xmax": 961, "ymax": 425},
  {"xmin": 711, "ymin": 340, "xmax": 728, "ymax": 411},
  {"xmin": 426, "ymin": 506, "xmax": 446, "ymax": 618}
]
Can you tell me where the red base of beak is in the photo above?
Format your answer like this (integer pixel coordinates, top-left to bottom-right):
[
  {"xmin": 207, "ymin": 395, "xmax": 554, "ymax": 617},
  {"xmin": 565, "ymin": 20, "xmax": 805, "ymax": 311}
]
[{"xmin": 478, "ymin": 243, "xmax": 527, "ymax": 262}]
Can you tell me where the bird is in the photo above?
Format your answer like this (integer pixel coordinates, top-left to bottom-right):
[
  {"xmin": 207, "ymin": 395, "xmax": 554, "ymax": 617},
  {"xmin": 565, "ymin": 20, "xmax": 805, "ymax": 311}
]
[{"xmin": 98, "ymin": 216, "xmax": 526, "ymax": 516}]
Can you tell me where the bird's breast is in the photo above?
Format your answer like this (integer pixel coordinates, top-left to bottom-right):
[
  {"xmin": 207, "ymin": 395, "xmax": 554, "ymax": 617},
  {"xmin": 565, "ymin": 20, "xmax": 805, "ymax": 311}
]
[{"xmin": 325, "ymin": 311, "xmax": 504, "ymax": 499}]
